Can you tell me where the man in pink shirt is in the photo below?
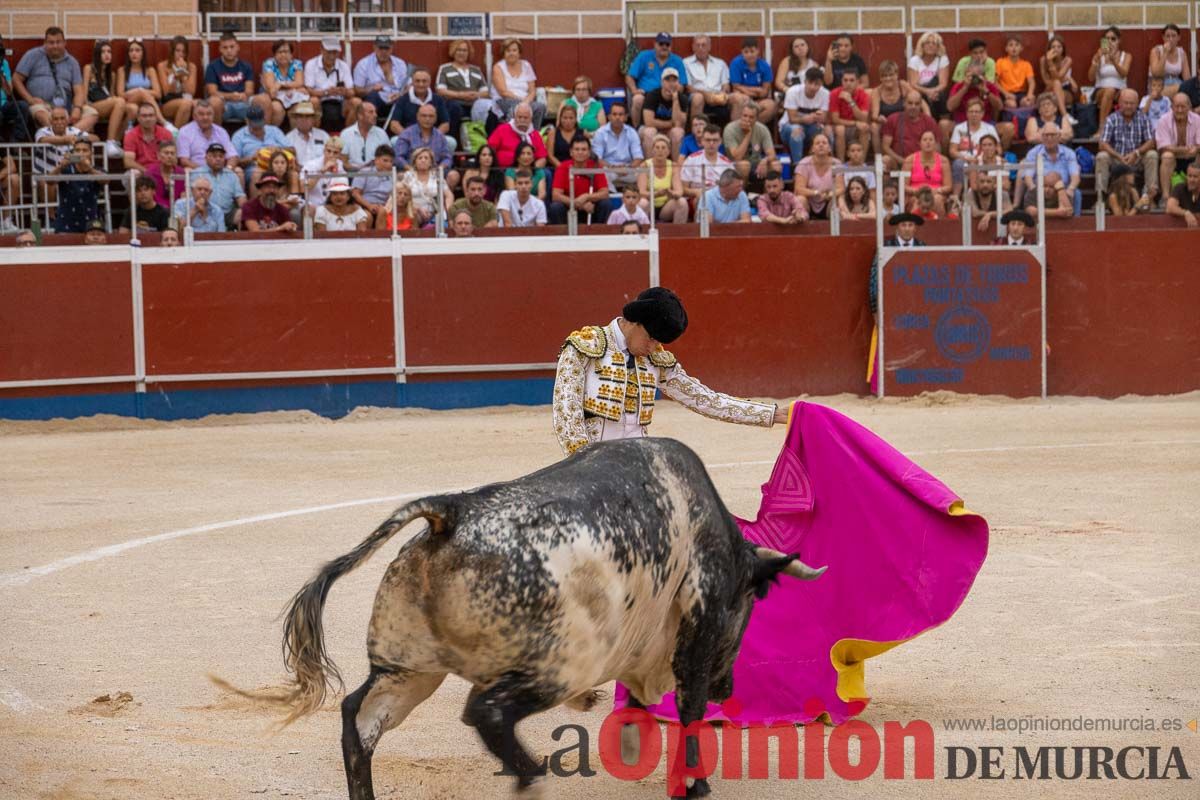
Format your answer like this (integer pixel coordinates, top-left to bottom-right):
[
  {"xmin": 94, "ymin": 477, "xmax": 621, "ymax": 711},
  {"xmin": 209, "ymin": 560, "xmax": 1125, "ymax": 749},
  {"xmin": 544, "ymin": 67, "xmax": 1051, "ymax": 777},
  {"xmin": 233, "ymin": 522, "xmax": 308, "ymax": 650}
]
[
  {"xmin": 144, "ymin": 139, "xmax": 187, "ymax": 209},
  {"xmin": 1155, "ymin": 93, "xmax": 1200, "ymax": 204},
  {"xmin": 486, "ymin": 102, "xmax": 548, "ymax": 168},
  {"xmin": 122, "ymin": 103, "xmax": 173, "ymax": 173}
]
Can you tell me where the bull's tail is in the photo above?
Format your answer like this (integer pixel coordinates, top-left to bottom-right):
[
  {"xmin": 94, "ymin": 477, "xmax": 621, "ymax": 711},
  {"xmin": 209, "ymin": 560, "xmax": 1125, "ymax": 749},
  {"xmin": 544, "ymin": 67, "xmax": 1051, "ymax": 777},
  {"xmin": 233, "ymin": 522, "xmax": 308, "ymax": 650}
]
[{"xmin": 212, "ymin": 496, "xmax": 457, "ymax": 726}]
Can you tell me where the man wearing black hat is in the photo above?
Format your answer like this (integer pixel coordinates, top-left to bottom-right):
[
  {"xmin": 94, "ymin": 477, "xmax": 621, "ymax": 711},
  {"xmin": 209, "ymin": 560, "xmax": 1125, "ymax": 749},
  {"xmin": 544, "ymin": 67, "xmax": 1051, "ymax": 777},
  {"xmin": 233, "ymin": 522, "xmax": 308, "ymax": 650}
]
[
  {"xmin": 995, "ymin": 209, "xmax": 1035, "ymax": 245},
  {"xmin": 883, "ymin": 211, "xmax": 926, "ymax": 247},
  {"xmin": 553, "ymin": 287, "xmax": 786, "ymax": 456}
]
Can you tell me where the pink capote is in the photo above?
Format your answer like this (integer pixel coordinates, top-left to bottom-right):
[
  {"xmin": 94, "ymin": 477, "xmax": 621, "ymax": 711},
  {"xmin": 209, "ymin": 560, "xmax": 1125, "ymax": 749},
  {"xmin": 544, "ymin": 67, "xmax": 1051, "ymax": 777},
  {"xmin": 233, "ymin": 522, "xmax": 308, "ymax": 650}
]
[{"xmin": 615, "ymin": 401, "xmax": 989, "ymax": 725}]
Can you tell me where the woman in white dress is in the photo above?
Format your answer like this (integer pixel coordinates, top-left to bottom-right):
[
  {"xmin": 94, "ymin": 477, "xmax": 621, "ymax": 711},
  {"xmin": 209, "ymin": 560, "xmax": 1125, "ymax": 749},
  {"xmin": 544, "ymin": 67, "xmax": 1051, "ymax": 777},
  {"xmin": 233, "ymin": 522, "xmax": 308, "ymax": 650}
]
[
  {"xmin": 314, "ymin": 177, "xmax": 368, "ymax": 232},
  {"xmin": 1149, "ymin": 23, "xmax": 1191, "ymax": 98},
  {"xmin": 1088, "ymin": 26, "xmax": 1131, "ymax": 123},
  {"xmin": 401, "ymin": 147, "xmax": 454, "ymax": 227},
  {"xmin": 490, "ymin": 37, "xmax": 547, "ymax": 127}
]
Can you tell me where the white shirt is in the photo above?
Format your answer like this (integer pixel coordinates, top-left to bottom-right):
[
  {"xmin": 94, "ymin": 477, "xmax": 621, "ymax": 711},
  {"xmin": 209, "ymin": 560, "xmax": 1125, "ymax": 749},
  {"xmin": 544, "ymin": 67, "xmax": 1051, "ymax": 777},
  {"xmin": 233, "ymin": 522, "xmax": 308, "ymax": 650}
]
[
  {"xmin": 492, "ymin": 60, "xmax": 537, "ymax": 101},
  {"xmin": 285, "ymin": 126, "xmax": 330, "ymax": 168},
  {"xmin": 683, "ymin": 54, "xmax": 730, "ymax": 93},
  {"xmin": 950, "ymin": 121, "xmax": 1000, "ymax": 159},
  {"xmin": 680, "ymin": 151, "xmax": 732, "ymax": 188},
  {"xmin": 497, "ymin": 190, "xmax": 546, "ymax": 227},
  {"xmin": 303, "ymin": 56, "xmax": 353, "ymax": 96},
  {"xmin": 402, "ymin": 170, "xmax": 442, "ymax": 217},
  {"xmin": 314, "ymin": 204, "xmax": 368, "ymax": 231},
  {"xmin": 34, "ymin": 125, "xmax": 84, "ymax": 173},
  {"xmin": 300, "ymin": 154, "xmax": 345, "ymax": 207},
  {"xmin": 784, "ymin": 84, "xmax": 829, "ymax": 114},
  {"xmin": 908, "ymin": 54, "xmax": 949, "ymax": 85}
]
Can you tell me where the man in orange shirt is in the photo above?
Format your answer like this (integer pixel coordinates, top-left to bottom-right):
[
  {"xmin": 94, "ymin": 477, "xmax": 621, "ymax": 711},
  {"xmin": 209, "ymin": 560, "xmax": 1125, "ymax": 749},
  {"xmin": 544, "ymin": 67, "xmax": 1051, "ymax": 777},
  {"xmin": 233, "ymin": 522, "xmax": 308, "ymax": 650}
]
[{"xmin": 996, "ymin": 34, "xmax": 1036, "ymax": 109}]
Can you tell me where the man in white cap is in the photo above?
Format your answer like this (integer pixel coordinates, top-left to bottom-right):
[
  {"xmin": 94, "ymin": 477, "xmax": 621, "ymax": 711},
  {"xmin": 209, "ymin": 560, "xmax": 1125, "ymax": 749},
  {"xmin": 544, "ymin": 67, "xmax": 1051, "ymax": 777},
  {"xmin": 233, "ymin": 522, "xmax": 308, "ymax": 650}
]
[
  {"xmin": 353, "ymin": 35, "xmax": 408, "ymax": 121},
  {"xmin": 625, "ymin": 32, "xmax": 688, "ymax": 130},
  {"xmin": 639, "ymin": 67, "xmax": 690, "ymax": 157},
  {"xmin": 304, "ymin": 37, "xmax": 359, "ymax": 130},
  {"xmin": 285, "ymin": 101, "xmax": 330, "ymax": 167}
]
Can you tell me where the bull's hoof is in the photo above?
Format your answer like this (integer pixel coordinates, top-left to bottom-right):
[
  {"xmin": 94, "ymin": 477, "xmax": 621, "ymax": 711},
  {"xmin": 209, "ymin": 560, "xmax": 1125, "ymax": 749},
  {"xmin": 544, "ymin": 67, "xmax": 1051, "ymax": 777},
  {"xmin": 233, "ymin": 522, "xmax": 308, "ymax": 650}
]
[
  {"xmin": 685, "ymin": 777, "xmax": 712, "ymax": 798},
  {"xmin": 514, "ymin": 778, "xmax": 547, "ymax": 798}
]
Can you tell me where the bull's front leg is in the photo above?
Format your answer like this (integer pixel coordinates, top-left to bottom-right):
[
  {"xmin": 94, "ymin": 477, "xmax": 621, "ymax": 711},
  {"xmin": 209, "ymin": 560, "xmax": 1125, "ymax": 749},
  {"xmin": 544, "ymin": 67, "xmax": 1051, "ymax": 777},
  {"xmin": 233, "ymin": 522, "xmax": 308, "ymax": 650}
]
[{"xmin": 669, "ymin": 617, "xmax": 718, "ymax": 798}]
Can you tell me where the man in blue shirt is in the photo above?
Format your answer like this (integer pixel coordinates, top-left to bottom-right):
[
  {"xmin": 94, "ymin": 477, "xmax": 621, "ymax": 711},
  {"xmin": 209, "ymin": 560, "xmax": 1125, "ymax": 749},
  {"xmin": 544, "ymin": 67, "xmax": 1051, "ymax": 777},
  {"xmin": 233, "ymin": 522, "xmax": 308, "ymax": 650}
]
[
  {"xmin": 192, "ymin": 143, "xmax": 246, "ymax": 228},
  {"xmin": 729, "ymin": 37, "xmax": 777, "ymax": 125},
  {"xmin": 591, "ymin": 101, "xmax": 644, "ymax": 192},
  {"xmin": 231, "ymin": 104, "xmax": 288, "ymax": 184},
  {"xmin": 204, "ymin": 32, "xmax": 260, "ymax": 124},
  {"xmin": 702, "ymin": 170, "xmax": 752, "ymax": 223},
  {"xmin": 625, "ymin": 33, "xmax": 688, "ymax": 135},
  {"xmin": 1020, "ymin": 122, "xmax": 1080, "ymax": 216},
  {"xmin": 173, "ymin": 176, "xmax": 226, "ymax": 233}
]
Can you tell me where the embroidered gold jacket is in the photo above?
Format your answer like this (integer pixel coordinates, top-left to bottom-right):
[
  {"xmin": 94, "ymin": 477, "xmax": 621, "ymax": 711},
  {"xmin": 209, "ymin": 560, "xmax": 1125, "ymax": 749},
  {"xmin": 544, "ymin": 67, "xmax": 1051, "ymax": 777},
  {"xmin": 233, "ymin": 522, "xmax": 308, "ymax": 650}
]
[{"xmin": 552, "ymin": 320, "xmax": 777, "ymax": 455}]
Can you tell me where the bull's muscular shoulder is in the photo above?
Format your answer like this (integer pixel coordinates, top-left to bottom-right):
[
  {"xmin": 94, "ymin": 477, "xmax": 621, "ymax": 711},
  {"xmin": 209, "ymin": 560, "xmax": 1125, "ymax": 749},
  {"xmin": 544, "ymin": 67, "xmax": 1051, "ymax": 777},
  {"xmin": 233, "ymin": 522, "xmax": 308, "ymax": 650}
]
[
  {"xmin": 648, "ymin": 346, "xmax": 677, "ymax": 368},
  {"xmin": 562, "ymin": 326, "xmax": 608, "ymax": 358}
]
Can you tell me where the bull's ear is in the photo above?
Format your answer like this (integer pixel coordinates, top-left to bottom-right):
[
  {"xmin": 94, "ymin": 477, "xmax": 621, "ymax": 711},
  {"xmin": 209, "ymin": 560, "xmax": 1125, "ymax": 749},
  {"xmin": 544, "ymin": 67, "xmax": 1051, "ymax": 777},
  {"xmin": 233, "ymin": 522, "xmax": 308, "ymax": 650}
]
[{"xmin": 753, "ymin": 547, "xmax": 828, "ymax": 594}]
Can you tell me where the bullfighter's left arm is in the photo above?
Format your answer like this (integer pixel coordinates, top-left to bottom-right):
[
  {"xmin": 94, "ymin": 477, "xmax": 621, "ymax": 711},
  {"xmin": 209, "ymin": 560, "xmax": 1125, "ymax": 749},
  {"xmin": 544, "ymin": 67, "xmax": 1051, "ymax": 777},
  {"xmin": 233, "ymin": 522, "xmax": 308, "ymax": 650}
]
[{"xmin": 656, "ymin": 355, "xmax": 777, "ymax": 428}]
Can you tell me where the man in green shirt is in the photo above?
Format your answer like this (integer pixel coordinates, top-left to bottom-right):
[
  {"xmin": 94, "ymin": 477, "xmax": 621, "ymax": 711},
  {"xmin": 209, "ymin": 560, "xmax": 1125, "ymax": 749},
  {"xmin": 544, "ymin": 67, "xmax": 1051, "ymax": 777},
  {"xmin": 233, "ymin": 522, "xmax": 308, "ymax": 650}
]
[
  {"xmin": 449, "ymin": 175, "xmax": 498, "ymax": 228},
  {"xmin": 952, "ymin": 38, "xmax": 996, "ymax": 83},
  {"xmin": 722, "ymin": 102, "xmax": 779, "ymax": 180}
]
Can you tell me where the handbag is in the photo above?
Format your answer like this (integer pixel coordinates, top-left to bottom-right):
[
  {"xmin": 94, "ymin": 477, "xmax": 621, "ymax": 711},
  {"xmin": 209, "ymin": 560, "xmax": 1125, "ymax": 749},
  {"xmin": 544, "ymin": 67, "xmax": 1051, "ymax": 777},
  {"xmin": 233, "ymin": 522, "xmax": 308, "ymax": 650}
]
[{"xmin": 87, "ymin": 83, "xmax": 110, "ymax": 103}]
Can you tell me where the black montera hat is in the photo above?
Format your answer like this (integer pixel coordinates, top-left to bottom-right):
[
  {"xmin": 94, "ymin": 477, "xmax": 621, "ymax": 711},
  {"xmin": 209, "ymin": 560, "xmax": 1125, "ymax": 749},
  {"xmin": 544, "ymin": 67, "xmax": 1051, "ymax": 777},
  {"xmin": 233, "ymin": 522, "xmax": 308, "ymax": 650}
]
[
  {"xmin": 888, "ymin": 212, "xmax": 925, "ymax": 226},
  {"xmin": 622, "ymin": 287, "xmax": 688, "ymax": 344},
  {"xmin": 1001, "ymin": 209, "xmax": 1035, "ymax": 226}
]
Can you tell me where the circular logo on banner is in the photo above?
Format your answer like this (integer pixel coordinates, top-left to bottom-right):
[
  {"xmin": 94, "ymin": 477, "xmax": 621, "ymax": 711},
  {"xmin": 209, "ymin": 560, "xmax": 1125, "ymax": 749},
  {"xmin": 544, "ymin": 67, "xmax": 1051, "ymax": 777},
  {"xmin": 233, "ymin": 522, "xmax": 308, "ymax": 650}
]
[{"xmin": 935, "ymin": 305, "xmax": 991, "ymax": 363}]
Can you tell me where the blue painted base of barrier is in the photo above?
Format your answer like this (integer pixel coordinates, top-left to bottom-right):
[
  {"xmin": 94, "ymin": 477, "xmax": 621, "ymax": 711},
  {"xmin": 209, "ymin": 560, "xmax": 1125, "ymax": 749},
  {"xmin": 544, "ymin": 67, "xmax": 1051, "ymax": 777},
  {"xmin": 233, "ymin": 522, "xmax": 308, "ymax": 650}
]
[{"xmin": 0, "ymin": 377, "xmax": 556, "ymax": 422}]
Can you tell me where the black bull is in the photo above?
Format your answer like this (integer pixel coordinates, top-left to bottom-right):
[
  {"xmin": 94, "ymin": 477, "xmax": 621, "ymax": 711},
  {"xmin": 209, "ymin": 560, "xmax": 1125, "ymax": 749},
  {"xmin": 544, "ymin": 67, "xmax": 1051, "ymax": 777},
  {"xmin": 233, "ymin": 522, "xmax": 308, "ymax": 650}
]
[{"xmin": 250, "ymin": 437, "xmax": 825, "ymax": 798}]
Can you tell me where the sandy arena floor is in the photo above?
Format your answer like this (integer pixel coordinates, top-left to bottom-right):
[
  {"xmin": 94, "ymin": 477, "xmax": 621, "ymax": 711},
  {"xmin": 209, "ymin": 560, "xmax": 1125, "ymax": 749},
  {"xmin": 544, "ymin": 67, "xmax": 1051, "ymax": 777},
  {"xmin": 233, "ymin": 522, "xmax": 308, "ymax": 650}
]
[{"xmin": 1, "ymin": 393, "xmax": 1198, "ymax": 799}]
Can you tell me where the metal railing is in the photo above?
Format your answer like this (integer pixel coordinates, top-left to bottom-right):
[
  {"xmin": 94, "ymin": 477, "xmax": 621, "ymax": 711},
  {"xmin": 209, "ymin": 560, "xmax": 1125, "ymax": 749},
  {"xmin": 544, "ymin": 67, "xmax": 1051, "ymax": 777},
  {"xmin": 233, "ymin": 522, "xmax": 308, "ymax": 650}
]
[
  {"xmin": 0, "ymin": 141, "xmax": 123, "ymax": 233},
  {"xmin": 347, "ymin": 12, "xmax": 487, "ymax": 41},
  {"xmin": 30, "ymin": 170, "xmax": 136, "ymax": 235},
  {"xmin": 200, "ymin": 13, "xmax": 346, "ymax": 41}
]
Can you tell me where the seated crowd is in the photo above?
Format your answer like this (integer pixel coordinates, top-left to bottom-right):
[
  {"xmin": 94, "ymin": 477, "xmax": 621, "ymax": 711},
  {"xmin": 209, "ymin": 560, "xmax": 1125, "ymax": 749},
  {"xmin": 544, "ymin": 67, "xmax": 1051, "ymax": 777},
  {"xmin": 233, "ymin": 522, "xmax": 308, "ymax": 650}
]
[{"xmin": 3, "ymin": 23, "xmax": 1200, "ymax": 241}]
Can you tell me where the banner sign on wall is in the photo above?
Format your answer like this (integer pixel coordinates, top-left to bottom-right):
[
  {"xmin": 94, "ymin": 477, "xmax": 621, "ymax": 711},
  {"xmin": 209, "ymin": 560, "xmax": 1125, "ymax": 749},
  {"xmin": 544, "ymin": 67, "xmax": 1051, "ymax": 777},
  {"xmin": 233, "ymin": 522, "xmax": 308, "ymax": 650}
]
[{"xmin": 880, "ymin": 249, "xmax": 1044, "ymax": 398}]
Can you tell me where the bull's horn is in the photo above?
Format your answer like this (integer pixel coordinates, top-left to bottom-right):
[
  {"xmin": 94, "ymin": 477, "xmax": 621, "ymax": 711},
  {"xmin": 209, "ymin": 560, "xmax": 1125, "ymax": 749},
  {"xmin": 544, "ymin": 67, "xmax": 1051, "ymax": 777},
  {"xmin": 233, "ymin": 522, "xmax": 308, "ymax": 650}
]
[{"xmin": 755, "ymin": 547, "xmax": 827, "ymax": 581}]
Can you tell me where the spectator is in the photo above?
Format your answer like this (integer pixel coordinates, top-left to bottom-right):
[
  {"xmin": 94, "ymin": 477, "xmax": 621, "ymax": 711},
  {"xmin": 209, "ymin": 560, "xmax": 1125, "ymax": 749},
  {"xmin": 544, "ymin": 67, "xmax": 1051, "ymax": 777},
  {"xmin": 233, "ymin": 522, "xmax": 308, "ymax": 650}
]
[
  {"xmin": 952, "ymin": 38, "xmax": 995, "ymax": 84},
  {"xmin": 176, "ymin": 100, "xmax": 234, "ymax": 169},
  {"xmin": 912, "ymin": 185, "xmax": 939, "ymax": 219},
  {"xmin": 1039, "ymin": 36, "xmax": 1079, "ymax": 121},
  {"xmin": 260, "ymin": 40, "xmax": 309, "ymax": 126},
  {"xmin": 14, "ymin": 27, "xmax": 98, "ymax": 135},
  {"xmin": 123, "ymin": 102, "xmax": 173, "ymax": 173},
  {"xmin": 449, "ymin": 175, "xmax": 498, "ymax": 229},
  {"xmin": 972, "ymin": 133, "xmax": 1010, "ymax": 194},
  {"xmin": 880, "ymin": 180, "xmax": 902, "ymax": 217},
  {"xmin": 462, "ymin": 144, "xmax": 505, "ymax": 202},
  {"xmin": 836, "ymin": 140, "xmax": 875, "ymax": 192},
  {"xmin": 402, "ymin": 147, "xmax": 453, "ymax": 226},
  {"xmin": 497, "ymin": 169, "xmax": 547, "ymax": 227},
  {"xmin": 838, "ymin": 175, "xmax": 876, "ymax": 221},
  {"xmin": 487, "ymin": 102, "xmax": 548, "ymax": 168},
  {"xmin": 723, "ymin": 101, "xmax": 779, "ymax": 180},
  {"xmin": 684, "ymin": 35, "xmax": 732, "ymax": 126},
  {"xmin": 314, "ymin": 176, "xmax": 368, "ymax": 232},
  {"xmin": 781, "ymin": 67, "xmax": 830, "ymax": 165},
  {"xmin": 82, "ymin": 40, "xmax": 126, "ymax": 158},
  {"xmin": 156, "ymin": 35, "xmax": 197, "ymax": 129},
  {"xmin": 0, "ymin": 154, "xmax": 17, "ymax": 228},
  {"xmin": 1156, "ymin": 93, "xmax": 1200, "ymax": 203},
  {"xmin": 306, "ymin": 38, "xmax": 359, "ymax": 131},
  {"xmin": 340, "ymin": 102, "xmax": 390, "ymax": 171},
  {"xmin": 549, "ymin": 137, "xmax": 610, "ymax": 225},
  {"xmin": 641, "ymin": 67, "xmax": 690, "ymax": 158},
  {"xmin": 908, "ymin": 31, "xmax": 950, "ymax": 122},
  {"xmin": 561, "ymin": 75, "xmax": 606, "ymax": 135},
  {"xmin": 882, "ymin": 90, "xmax": 941, "ymax": 170},
  {"xmin": 756, "ymin": 169, "xmax": 806, "ymax": 225},
  {"xmin": 681, "ymin": 123, "xmax": 733, "ymax": 207},
  {"xmin": 450, "ymin": 209, "xmax": 475, "ymax": 237},
  {"xmin": 33, "ymin": 106, "xmax": 95, "ymax": 179},
  {"xmin": 354, "ymin": 36, "xmax": 407, "ymax": 121},
  {"xmin": 946, "ymin": 63, "xmax": 1013, "ymax": 149},
  {"xmin": 242, "ymin": 173, "xmax": 299, "ymax": 232},
  {"xmin": 620, "ymin": 220, "xmax": 642, "ymax": 234},
  {"xmin": 1105, "ymin": 162, "xmax": 1151, "ymax": 215},
  {"xmin": 394, "ymin": 104, "xmax": 457, "ymax": 188},
  {"xmin": 904, "ymin": 130, "xmax": 953, "ymax": 215},
  {"xmin": 775, "ymin": 36, "xmax": 819, "ymax": 94},
  {"xmin": 504, "ymin": 142, "xmax": 547, "ymax": 201},
  {"xmin": 15, "ymin": 229, "xmax": 37, "ymax": 247},
  {"xmin": 204, "ymin": 31, "xmax": 260, "ymax": 125},
  {"xmin": 607, "ymin": 184, "xmax": 651, "ymax": 227},
  {"xmin": 84, "ymin": 219, "xmax": 108, "ymax": 245},
  {"xmin": 884, "ymin": 211, "xmax": 925, "ymax": 246},
  {"xmin": 374, "ymin": 181, "xmax": 418, "ymax": 231},
  {"xmin": 1150, "ymin": 24, "xmax": 1191, "ymax": 98},
  {"xmin": 1088, "ymin": 26, "xmax": 1131, "ymax": 124},
  {"xmin": 679, "ymin": 114, "xmax": 713, "ymax": 161},
  {"xmin": 1142, "ymin": 77, "xmax": 1171, "ymax": 128},
  {"xmin": 386, "ymin": 66, "xmax": 451, "ymax": 138},
  {"xmin": 49, "ymin": 139, "xmax": 100, "ymax": 232},
  {"xmin": 546, "ymin": 103, "xmax": 588, "ymax": 169},
  {"xmin": 251, "ymin": 148, "xmax": 301, "ymax": 219},
  {"xmin": 117, "ymin": 38, "xmax": 166, "ymax": 130},
  {"xmin": 146, "ymin": 140, "xmax": 185, "ymax": 208},
  {"xmin": 829, "ymin": 68, "xmax": 870, "ymax": 160},
  {"xmin": 0, "ymin": 33, "xmax": 30, "ymax": 143},
  {"xmin": 351, "ymin": 144, "xmax": 396, "ymax": 226},
  {"xmin": 1096, "ymin": 88, "xmax": 1158, "ymax": 202},
  {"xmin": 996, "ymin": 34, "xmax": 1036, "ymax": 109},
  {"xmin": 160, "ymin": 227, "xmax": 180, "ymax": 247},
  {"xmin": 173, "ymin": 175, "xmax": 225, "ymax": 232},
  {"xmin": 118, "ymin": 175, "xmax": 170, "ymax": 232},
  {"xmin": 638, "ymin": 134, "xmax": 688, "ymax": 223},
  {"xmin": 232, "ymin": 104, "xmax": 288, "ymax": 182},
  {"xmin": 1165, "ymin": 160, "xmax": 1200, "ymax": 227},
  {"xmin": 1021, "ymin": 122, "xmax": 1080, "ymax": 216},
  {"xmin": 825, "ymin": 33, "xmax": 870, "ymax": 89},
  {"xmin": 793, "ymin": 132, "xmax": 839, "ymax": 219},
  {"xmin": 491, "ymin": 38, "xmax": 545, "ymax": 127},
  {"xmin": 1025, "ymin": 92, "xmax": 1075, "ymax": 144},
  {"xmin": 965, "ymin": 170, "xmax": 1002, "ymax": 232},
  {"xmin": 949, "ymin": 97, "xmax": 1000, "ymax": 197},
  {"xmin": 869, "ymin": 60, "xmax": 908, "ymax": 158},
  {"xmin": 591, "ymin": 101, "xmax": 643, "ymax": 190},
  {"xmin": 702, "ymin": 169, "xmax": 751, "ymax": 223},
  {"xmin": 729, "ymin": 37, "xmax": 777, "ymax": 124},
  {"xmin": 436, "ymin": 39, "xmax": 491, "ymax": 134},
  {"xmin": 996, "ymin": 209, "xmax": 1034, "ymax": 245},
  {"xmin": 626, "ymin": 33, "xmax": 688, "ymax": 127},
  {"xmin": 284, "ymin": 101, "xmax": 329, "ymax": 167},
  {"xmin": 194, "ymin": 142, "xmax": 247, "ymax": 228}
]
